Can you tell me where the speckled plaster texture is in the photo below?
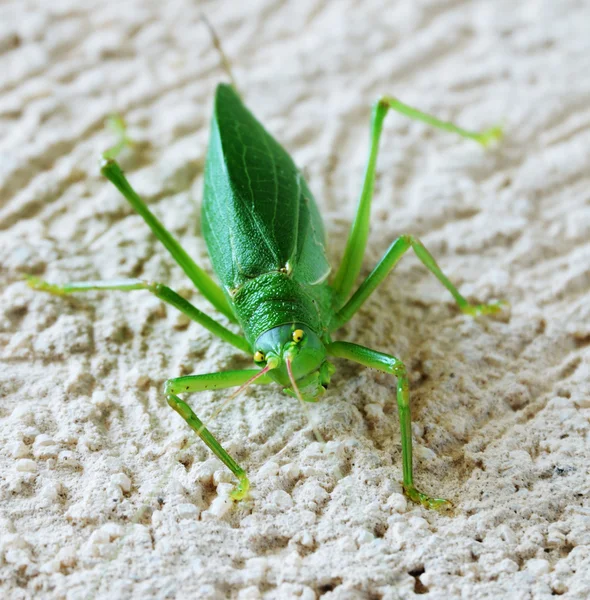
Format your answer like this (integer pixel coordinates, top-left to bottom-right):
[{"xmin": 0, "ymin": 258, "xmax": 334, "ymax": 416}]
[{"xmin": 1, "ymin": 1, "xmax": 589, "ymax": 598}]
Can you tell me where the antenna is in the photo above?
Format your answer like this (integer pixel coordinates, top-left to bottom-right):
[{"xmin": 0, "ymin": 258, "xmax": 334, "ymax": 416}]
[{"xmin": 200, "ymin": 13, "xmax": 241, "ymax": 96}]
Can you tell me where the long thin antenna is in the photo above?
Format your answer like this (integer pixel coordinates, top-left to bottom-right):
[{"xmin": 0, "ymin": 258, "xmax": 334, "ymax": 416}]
[
  {"xmin": 287, "ymin": 361, "xmax": 325, "ymax": 445},
  {"xmin": 207, "ymin": 363, "xmax": 274, "ymax": 425},
  {"xmin": 200, "ymin": 13, "xmax": 241, "ymax": 95}
]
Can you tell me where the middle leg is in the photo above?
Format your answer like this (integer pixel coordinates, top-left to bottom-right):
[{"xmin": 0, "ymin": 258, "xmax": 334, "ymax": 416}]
[
  {"xmin": 331, "ymin": 96, "xmax": 501, "ymax": 305},
  {"xmin": 26, "ymin": 276, "xmax": 250, "ymax": 353},
  {"xmin": 332, "ymin": 234, "xmax": 504, "ymax": 329}
]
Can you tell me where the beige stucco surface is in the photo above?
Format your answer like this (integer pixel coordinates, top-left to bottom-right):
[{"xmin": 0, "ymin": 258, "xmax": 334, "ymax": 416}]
[{"xmin": 1, "ymin": 1, "xmax": 589, "ymax": 598}]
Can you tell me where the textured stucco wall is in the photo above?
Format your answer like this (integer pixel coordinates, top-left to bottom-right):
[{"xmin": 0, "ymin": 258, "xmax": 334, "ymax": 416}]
[{"xmin": 1, "ymin": 1, "xmax": 589, "ymax": 598}]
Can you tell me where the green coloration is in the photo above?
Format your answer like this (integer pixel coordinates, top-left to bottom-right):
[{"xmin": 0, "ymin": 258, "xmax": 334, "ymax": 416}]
[
  {"xmin": 255, "ymin": 323, "xmax": 328, "ymax": 397},
  {"xmin": 28, "ymin": 83, "xmax": 504, "ymax": 508},
  {"xmin": 26, "ymin": 275, "xmax": 250, "ymax": 353},
  {"xmin": 101, "ymin": 160, "xmax": 236, "ymax": 322},
  {"xmin": 166, "ymin": 370, "xmax": 273, "ymax": 394},
  {"xmin": 101, "ymin": 114, "xmax": 135, "ymax": 160},
  {"xmin": 333, "ymin": 235, "xmax": 504, "ymax": 329},
  {"xmin": 331, "ymin": 96, "xmax": 501, "ymax": 305},
  {"xmin": 202, "ymin": 83, "xmax": 332, "ymax": 348},
  {"xmin": 166, "ymin": 394, "xmax": 250, "ymax": 500},
  {"xmin": 326, "ymin": 341, "xmax": 449, "ymax": 509}
]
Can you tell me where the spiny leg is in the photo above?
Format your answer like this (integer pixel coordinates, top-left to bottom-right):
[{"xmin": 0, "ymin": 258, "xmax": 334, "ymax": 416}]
[
  {"xmin": 332, "ymin": 234, "xmax": 504, "ymax": 329},
  {"xmin": 26, "ymin": 276, "xmax": 250, "ymax": 353},
  {"xmin": 331, "ymin": 96, "xmax": 502, "ymax": 306},
  {"xmin": 166, "ymin": 370, "xmax": 273, "ymax": 500},
  {"xmin": 100, "ymin": 159, "xmax": 235, "ymax": 322},
  {"xmin": 327, "ymin": 341, "xmax": 450, "ymax": 510}
]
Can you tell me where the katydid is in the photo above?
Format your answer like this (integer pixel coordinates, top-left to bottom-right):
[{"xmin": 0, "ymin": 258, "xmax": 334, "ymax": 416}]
[{"xmin": 28, "ymin": 84, "xmax": 503, "ymax": 509}]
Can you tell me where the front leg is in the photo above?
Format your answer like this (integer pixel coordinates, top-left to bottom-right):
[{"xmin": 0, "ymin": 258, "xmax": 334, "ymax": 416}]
[
  {"xmin": 327, "ymin": 341, "xmax": 450, "ymax": 510},
  {"xmin": 165, "ymin": 369, "xmax": 273, "ymax": 500}
]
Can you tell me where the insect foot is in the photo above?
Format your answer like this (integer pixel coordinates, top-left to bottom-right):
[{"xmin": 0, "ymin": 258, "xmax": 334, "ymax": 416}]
[
  {"xmin": 460, "ymin": 299, "xmax": 508, "ymax": 317},
  {"xmin": 230, "ymin": 475, "xmax": 250, "ymax": 501},
  {"xmin": 166, "ymin": 392, "xmax": 251, "ymax": 502},
  {"xmin": 477, "ymin": 125, "xmax": 503, "ymax": 148},
  {"xmin": 24, "ymin": 275, "xmax": 68, "ymax": 296},
  {"xmin": 403, "ymin": 484, "xmax": 453, "ymax": 511}
]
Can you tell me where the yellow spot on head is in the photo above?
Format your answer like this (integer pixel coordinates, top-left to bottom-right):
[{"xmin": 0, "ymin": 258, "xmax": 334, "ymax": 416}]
[
  {"xmin": 253, "ymin": 351, "xmax": 265, "ymax": 363},
  {"xmin": 292, "ymin": 329, "xmax": 304, "ymax": 343}
]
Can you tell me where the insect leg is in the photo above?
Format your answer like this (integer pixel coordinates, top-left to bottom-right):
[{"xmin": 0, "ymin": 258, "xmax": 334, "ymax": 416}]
[
  {"xmin": 100, "ymin": 159, "xmax": 236, "ymax": 322},
  {"xmin": 331, "ymin": 97, "xmax": 501, "ymax": 306},
  {"xmin": 376, "ymin": 96, "xmax": 502, "ymax": 147},
  {"xmin": 102, "ymin": 114, "xmax": 134, "ymax": 160},
  {"xmin": 326, "ymin": 340, "xmax": 450, "ymax": 510},
  {"xmin": 332, "ymin": 234, "xmax": 504, "ymax": 329},
  {"xmin": 26, "ymin": 276, "xmax": 250, "ymax": 353},
  {"xmin": 166, "ymin": 370, "xmax": 273, "ymax": 500}
]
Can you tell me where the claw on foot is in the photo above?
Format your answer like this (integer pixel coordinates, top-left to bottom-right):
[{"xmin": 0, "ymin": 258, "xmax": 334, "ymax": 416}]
[
  {"xmin": 462, "ymin": 299, "xmax": 508, "ymax": 317},
  {"xmin": 403, "ymin": 484, "xmax": 452, "ymax": 511},
  {"xmin": 477, "ymin": 125, "xmax": 503, "ymax": 147},
  {"xmin": 102, "ymin": 114, "xmax": 135, "ymax": 161},
  {"xmin": 24, "ymin": 275, "xmax": 67, "ymax": 296},
  {"xmin": 230, "ymin": 476, "xmax": 250, "ymax": 501}
]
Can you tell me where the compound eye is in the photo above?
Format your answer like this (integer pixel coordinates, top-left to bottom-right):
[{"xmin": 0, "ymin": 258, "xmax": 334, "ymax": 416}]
[
  {"xmin": 292, "ymin": 329, "xmax": 305, "ymax": 343},
  {"xmin": 253, "ymin": 351, "xmax": 265, "ymax": 363}
]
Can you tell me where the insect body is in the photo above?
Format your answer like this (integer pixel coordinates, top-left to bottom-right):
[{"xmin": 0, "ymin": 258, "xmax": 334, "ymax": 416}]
[{"xmin": 28, "ymin": 83, "xmax": 503, "ymax": 509}]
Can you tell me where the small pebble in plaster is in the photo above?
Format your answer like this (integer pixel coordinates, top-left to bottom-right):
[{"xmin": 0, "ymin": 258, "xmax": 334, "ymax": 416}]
[
  {"xmin": 40, "ymin": 481, "xmax": 62, "ymax": 504},
  {"xmin": 294, "ymin": 480, "xmax": 329, "ymax": 511},
  {"xmin": 547, "ymin": 526, "xmax": 567, "ymax": 547},
  {"xmin": 33, "ymin": 442, "xmax": 58, "ymax": 460},
  {"xmin": 257, "ymin": 461, "xmax": 279, "ymax": 478},
  {"xmin": 33, "ymin": 434, "xmax": 55, "ymax": 447},
  {"xmin": 268, "ymin": 490, "xmax": 293, "ymax": 510},
  {"xmin": 204, "ymin": 495, "xmax": 233, "ymax": 519},
  {"xmin": 110, "ymin": 472, "xmax": 132, "ymax": 493},
  {"xmin": 40, "ymin": 545, "xmax": 78, "ymax": 574},
  {"xmin": 91, "ymin": 390, "xmax": 110, "ymax": 408},
  {"xmin": 280, "ymin": 463, "xmax": 300, "ymax": 479},
  {"xmin": 415, "ymin": 445, "xmax": 437, "ymax": 461},
  {"xmin": 16, "ymin": 458, "xmax": 37, "ymax": 472},
  {"xmin": 213, "ymin": 470, "xmax": 234, "ymax": 486},
  {"xmin": 526, "ymin": 558, "xmax": 551, "ymax": 576},
  {"xmin": 173, "ymin": 312, "xmax": 191, "ymax": 330},
  {"xmin": 356, "ymin": 529, "xmax": 375, "ymax": 545},
  {"xmin": 364, "ymin": 403, "xmax": 385, "ymax": 419},
  {"xmin": 7, "ymin": 440, "xmax": 29, "ymax": 458},
  {"xmin": 386, "ymin": 492, "xmax": 408, "ymax": 513},
  {"xmin": 89, "ymin": 523, "xmax": 123, "ymax": 545},
  {"xmin": 200, "ymin": 482, "xmax": 235, "ymax": 520},
  {"xmin": 176, "ymin": 503, "xmax": 200, "ymax": 520},
  {"xmin": 238, "ymin": 586, "xmax": 262, "ymax": 600},
  {"xmin": 58, "ymin": 451, "xmax": 81, "ymax": 469},
  {"xmin": 324, "ymin": 440, "xmax": 345, "ymax": 458}
]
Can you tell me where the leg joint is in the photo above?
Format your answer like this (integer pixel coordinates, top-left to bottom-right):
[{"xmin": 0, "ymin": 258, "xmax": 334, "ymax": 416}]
[
  {"xmin": 389, "ymin": 359, "xmax": 407, "ymax": 379},
  {"xmin": 377, "ymin": 96, "xmax": 392, "ymax": 110},
  {"xmin": 144, "ymin": 280, "xmax": 160, "ymax": 293}
]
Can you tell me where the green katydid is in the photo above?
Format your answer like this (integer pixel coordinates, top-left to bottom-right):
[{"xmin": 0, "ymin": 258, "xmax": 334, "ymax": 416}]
[{"xmin": 27, "ymin": 83, "xmax": 503, "ymax": 509}]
